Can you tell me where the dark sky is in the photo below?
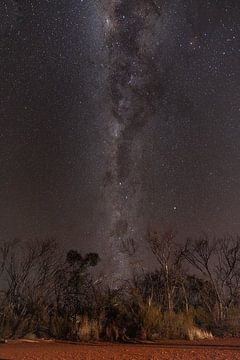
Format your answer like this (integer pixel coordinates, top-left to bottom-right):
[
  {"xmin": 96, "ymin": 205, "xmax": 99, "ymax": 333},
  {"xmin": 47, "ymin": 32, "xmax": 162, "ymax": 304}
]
[{"xmin": 1, "ymin": 0, "xmax": 240, "ymax": 270}]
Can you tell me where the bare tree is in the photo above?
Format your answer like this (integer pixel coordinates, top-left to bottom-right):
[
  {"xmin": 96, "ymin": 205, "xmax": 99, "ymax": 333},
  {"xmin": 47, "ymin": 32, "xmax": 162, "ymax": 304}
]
[
  {"xmin": 0, "ymin": 238, "xmax": 61, "ymax": 337},
  {"xmin": 216, "ymin": 236, "xmax": 240, "ymax": 309},
  {"xmin": 181, "ymin": 234, "xmax": 240, "ymax": 322},
  {"xmin": 147, "ymin": 229, "xmax": 181, "ymax": 314}
]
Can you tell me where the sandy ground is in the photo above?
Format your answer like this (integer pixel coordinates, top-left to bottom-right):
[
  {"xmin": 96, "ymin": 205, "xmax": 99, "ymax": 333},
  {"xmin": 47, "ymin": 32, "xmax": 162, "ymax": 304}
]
[{"xmin": 1, "ymin": 339, "xmax": 240, "ymax": 360}]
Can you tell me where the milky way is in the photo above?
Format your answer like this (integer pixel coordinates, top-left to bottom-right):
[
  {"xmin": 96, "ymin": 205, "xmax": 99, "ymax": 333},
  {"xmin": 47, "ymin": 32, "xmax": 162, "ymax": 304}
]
[
  {"xmin": 1, "ymin": 1, "xmax": 240, "ymax": 272},
  {"xmin": 100, "ymin": 1, "xmax": 165, "ymax": 272},
  {"xmin": 97, "ymin": 0, "xmax": 240, "ymax": 272}
]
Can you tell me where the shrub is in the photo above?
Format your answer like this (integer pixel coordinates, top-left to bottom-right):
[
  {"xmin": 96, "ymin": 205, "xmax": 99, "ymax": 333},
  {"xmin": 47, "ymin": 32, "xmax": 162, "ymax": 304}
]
[
  {"xmin": 161, "ymin": 311, "xmax": 194, "ymax": 339},
  {"xmin": 187, "ymin": 326, "xmax": 213, "ymax": 340},
  {"xmin": 76, "ymin": 316, "xmax": 101, "ymax": 341},
  {"xmin": 140, "ymin": 303, "xmax": 163, "ymax": 340}
]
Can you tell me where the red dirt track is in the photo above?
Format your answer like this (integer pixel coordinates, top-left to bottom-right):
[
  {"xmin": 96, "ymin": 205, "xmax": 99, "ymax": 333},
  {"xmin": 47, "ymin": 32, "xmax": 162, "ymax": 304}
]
[{"xmin": 1, "ymin": 339, "xmax": 240, "ymax": 360}]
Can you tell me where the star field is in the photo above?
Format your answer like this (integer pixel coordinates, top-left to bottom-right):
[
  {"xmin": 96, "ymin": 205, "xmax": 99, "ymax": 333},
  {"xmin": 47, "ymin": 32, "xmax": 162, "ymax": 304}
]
[{"xmin": 0, "ymin": 1, "xmax": 240, "ymax": 268}]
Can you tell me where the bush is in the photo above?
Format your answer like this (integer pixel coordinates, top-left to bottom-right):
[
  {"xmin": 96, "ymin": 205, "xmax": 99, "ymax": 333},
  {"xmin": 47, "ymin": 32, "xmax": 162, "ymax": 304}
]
[
  {"xmin": 187, "ymin": 326, "xmax": 213, "ymax": 340},
  {"xmin": 76, "ymin": 316, "xmax": 101, "ymax": 341},
  {"xmin": 141, "ymin": 303, "xmax": 163, "ymax": 340},
  {"xmin": 49, "ymin": 314, "xmax": 73, "ymax": 340},
  {"xmin": 161, "ymin": 311, "xmax": 194, "ymax": 339}
]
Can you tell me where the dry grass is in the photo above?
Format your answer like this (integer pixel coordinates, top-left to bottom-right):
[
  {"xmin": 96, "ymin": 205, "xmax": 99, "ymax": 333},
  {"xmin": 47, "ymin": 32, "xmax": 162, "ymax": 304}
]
[
  {"xmin": 187, "ymin": 326, "xmax": 213, "ymax": 340},
  {"xmin": 76, "ymin": 316, "xmax": 101, "ymax": 341}
]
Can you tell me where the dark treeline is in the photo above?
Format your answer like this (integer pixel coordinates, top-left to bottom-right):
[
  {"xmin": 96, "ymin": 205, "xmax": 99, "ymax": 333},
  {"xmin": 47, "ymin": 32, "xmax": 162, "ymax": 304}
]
[{"xmin": 1, "ymin": 231, "xmax": 240, "ymax": 341}]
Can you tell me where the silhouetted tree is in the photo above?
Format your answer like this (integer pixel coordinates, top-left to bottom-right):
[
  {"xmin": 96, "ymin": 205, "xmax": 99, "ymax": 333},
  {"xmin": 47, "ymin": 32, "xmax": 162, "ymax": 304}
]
[
  {"xmin": 54, "ymin": 250, "xmax": 100, "ymax": 324},
  {"xmin": 182, "ymin": 234, "xmax": 240, "ymax": 323},
  {"xmin": 147, "ymin": 229, "xmax": 182, "ymax": 314}
]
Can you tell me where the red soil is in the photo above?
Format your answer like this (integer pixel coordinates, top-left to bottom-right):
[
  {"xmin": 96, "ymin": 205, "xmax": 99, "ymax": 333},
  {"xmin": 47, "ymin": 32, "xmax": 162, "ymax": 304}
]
[{"xmin": 1, "ymin": 339, "xmax": 240, "ymax": 360}]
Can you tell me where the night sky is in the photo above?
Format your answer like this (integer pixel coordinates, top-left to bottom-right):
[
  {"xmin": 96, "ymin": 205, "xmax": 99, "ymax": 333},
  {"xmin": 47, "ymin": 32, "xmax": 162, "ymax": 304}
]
[{"xmin": 1, "ymin": 1, "xmax": 240, "ymax": 271}]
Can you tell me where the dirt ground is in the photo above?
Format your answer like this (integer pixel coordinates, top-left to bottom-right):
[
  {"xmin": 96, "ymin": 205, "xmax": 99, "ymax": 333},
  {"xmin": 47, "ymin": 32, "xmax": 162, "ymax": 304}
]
[{"xmin": 1, "ymin": 339, "xmax": 240, "ymax": 360}]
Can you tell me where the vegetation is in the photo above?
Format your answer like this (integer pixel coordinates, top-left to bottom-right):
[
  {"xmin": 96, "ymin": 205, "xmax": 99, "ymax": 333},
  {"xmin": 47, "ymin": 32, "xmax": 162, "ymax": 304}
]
[{"xmin": 1, "ymin": 231, "xmax": 240, "ymax": 341}]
